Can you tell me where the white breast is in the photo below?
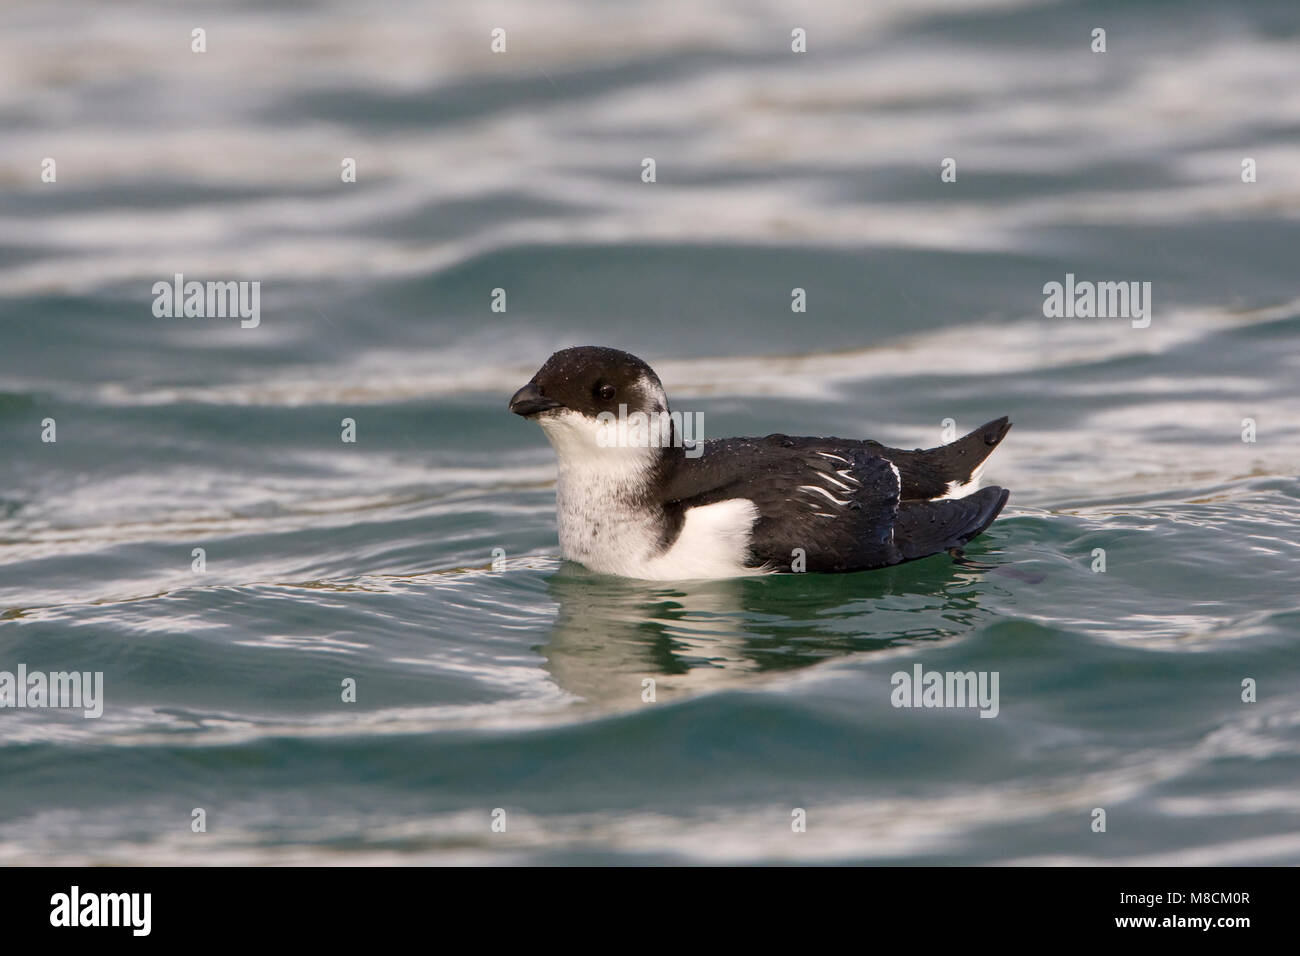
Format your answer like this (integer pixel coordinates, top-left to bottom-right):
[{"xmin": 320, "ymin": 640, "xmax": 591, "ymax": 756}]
[
  {"xmin": 556, "ymin": 487, "xmax": 763, "ymax": 580},
  {"xmin": 538, "ymin": 409, "xmax": 765, "ymax": 580}
]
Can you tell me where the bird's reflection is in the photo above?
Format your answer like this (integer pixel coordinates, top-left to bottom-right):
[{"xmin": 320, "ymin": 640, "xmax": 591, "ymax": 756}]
[{"xmin": 539, "ymin": 557, "xmax": 1005, "ymax": 707}]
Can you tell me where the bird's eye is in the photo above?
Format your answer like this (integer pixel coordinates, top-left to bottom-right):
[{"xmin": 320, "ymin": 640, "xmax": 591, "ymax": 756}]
[{"xmin": 597, "ymin": 384, "xmax": 616, "ymax": 401}]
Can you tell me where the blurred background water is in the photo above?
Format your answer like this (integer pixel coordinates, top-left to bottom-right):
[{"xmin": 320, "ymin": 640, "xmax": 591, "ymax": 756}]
[{"xmin": 1, "ymin": 0, "xmax": 1298, "ymax": 864}]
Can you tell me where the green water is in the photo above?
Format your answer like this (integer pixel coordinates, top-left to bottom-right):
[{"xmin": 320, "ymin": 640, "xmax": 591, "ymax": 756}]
[{"xmin": 1, "ymin": 0, "xmax": 1299, "ymax": 863}]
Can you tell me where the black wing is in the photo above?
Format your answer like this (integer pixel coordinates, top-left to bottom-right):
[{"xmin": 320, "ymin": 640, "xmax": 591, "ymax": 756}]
[
  {"xmin": 771, "ymin": 417, "xmax": 1013, "ymax": 500},
  {"xmin": 656, "ymin": 436, "xmax": 903, "ymax": 571},
  {"xmin": 656, "ymin": 434, "xmax": 1010, "ymax": 573}
]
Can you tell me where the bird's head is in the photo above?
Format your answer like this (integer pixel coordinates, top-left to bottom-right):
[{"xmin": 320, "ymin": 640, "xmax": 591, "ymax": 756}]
[{"xmin": 509, "ymin": 346, "xmax": 674, "ymax": 475}]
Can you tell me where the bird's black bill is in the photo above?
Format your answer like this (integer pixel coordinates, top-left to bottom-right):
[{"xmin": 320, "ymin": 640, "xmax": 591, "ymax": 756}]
[{"xmin": 509, "ymin": 383, "xmax": 562, "ymax": 417}]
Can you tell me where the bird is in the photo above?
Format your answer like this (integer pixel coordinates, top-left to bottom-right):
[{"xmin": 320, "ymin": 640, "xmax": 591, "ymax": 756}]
[{"xmin": 509, "ymin": 346, "xmax": 1011, "ymax": 580}]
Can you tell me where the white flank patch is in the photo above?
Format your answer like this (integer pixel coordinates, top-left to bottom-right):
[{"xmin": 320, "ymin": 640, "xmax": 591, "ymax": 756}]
[{"xmin": 637, "ymin": 499, "xmax": 764, "ymax": 580}]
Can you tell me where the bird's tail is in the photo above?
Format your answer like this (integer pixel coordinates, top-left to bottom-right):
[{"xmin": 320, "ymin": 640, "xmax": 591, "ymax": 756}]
[
  {"xmin": 893, "ymin": 486, "xmax": 1010, "ymax": 560},
  {"xmin": 877, "ymin": 416, "xmax": 1012, "ymax": 500}
]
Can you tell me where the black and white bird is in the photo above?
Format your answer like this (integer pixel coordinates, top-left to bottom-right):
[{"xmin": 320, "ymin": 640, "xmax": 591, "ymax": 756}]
[{"xmin": 509, "ymin": 346, "xmax": 1011, "ymax": 580}]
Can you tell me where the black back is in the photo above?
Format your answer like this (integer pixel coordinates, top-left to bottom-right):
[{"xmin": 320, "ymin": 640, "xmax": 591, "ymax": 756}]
[{"xmin": 654, "ymin": 435, "xmax": 904, "ymax": 571}]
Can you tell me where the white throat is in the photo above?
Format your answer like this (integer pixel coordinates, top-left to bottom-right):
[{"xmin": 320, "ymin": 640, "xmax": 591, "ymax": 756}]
[{"xmin": 537, "ymin": 408, "xmax": 661, "ymax": 489}]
